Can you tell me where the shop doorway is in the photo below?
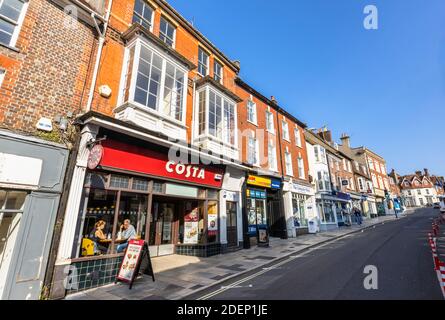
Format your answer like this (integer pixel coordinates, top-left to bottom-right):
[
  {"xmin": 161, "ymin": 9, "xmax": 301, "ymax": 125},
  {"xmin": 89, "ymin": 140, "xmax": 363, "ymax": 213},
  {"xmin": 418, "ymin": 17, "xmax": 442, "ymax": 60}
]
[
  {"xmin": 226, "ymin": 201, "xmax": 238, "ymax": 247},
  {"xmin": 0, "ymin": 190, "xmax": 27, "ymax": 298},
  {"xmin": 149, "ymin": 198, "xmax": 177, "ymax": 257},
  {"xmin": 267, "ymin": 191, "xmax": 285, "ymax": 238}
]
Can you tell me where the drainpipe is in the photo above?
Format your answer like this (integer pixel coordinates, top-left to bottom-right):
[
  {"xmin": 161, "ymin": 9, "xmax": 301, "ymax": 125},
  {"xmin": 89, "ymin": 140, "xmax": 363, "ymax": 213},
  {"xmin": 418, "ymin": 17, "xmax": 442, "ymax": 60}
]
[{"xmin": 85, "ymin": 0, "xmax": 113, "ymax": 112}]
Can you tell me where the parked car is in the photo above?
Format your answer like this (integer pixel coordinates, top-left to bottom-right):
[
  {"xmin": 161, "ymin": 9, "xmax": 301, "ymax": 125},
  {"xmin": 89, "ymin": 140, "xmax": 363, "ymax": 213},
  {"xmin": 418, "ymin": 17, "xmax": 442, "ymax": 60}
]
[{"xmin": 433, "ymin": 202, "xmax": 441, "ymax": 209}]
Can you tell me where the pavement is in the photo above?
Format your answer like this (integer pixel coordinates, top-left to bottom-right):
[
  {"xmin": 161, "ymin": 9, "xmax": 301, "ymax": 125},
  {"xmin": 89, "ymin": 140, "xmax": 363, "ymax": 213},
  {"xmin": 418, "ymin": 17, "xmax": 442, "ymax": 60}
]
[
  {"xmin": 188, "ymin": 207, "xmax": 444, "ymax": 300},
  {"xmin": 65, "ymin": 210, "xmax": 419, "ymax": 300}
]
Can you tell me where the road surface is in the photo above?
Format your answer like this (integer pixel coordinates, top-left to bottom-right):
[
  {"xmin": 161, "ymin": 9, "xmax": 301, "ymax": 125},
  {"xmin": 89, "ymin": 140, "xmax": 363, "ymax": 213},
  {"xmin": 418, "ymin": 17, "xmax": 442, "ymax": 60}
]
[{"xmin": 187, "ymin": 208, "xmax": 443, "ymax": 300}]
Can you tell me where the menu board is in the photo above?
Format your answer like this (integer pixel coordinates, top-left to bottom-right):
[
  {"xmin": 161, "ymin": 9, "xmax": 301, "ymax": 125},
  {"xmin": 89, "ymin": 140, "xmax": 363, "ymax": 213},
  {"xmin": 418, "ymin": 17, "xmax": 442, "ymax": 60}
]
[
  {"xmin": 184, "ymin": 205, "xmax": 199, "ymax": 244},
  {"xmin": 117, "ymin": 239, "xmax": 144, "ymax": 282}
]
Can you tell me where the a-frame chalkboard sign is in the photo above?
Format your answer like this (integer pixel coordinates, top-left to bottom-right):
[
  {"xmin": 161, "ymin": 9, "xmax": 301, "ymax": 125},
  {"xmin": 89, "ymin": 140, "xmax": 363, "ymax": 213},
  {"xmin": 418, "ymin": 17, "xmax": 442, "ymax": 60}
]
[{"xmin": 115, "ymin": 239, "xmax": 155, "ymax": 289}]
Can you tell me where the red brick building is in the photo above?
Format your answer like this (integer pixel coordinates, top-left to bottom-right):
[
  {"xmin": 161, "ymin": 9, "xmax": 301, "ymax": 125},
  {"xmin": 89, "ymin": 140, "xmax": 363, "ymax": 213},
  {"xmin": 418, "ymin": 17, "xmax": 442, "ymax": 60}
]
[
  {"xmin": 0, "ymin": 0, "xmax": 102, "ymax": 300},
  {"xmin": 49, "ymin": 0, "xmax": 311, "ymax": 299}
]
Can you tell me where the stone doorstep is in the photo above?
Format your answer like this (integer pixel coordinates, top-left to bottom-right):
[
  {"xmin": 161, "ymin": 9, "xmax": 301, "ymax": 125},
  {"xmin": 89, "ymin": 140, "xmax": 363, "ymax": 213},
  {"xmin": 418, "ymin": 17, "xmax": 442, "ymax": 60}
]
[{"xmin": 66, "ymin": 215, "xmax": 401, "ymax": 300}]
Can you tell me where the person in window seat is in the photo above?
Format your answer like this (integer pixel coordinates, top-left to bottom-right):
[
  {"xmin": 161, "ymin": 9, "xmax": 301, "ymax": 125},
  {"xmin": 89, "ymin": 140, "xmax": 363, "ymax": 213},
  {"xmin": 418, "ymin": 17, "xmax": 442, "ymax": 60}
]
[
  {"xmin": 91, "ymin": 220, "xmax": 109, "ymax": 254},
  {"xmin": 117, "ymin": 219, "xmax": 137, "ymax": 253}
]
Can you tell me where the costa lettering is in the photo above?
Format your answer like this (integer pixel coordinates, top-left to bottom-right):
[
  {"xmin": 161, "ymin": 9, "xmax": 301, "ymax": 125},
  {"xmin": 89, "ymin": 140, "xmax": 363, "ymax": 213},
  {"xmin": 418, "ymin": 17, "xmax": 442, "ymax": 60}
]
[{"xmin": 166, "ymin": 161, "xmax": 205, "ymax": 179}]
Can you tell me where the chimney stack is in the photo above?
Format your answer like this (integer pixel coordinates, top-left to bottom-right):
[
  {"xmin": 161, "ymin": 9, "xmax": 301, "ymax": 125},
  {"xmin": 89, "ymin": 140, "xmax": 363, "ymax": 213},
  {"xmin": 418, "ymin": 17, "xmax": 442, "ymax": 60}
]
[
  {"xmin": 232, "ymin": 60, "xmax": 241, "ymax": 69},
  {"xmin": 424, "ymin": 168, "xmax": 429, "ymax": 177},
  {"xmin": 340, "ymin": 133, "xmax": 350, "ymax": 148},
  {"xmin": 415, "ymin": 170, "xmax": 422, "ymax": 176},
  {"xmin": 270, "ymin": 96, "xmax": 277, "ymax": 104}
]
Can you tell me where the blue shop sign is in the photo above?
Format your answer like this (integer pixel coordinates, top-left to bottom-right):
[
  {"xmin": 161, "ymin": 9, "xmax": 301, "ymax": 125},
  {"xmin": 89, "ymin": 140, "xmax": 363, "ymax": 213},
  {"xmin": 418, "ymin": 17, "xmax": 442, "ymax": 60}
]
[
  {"xmin": 333, "ymin": 191, "xmax": 351, "ymax": 201},
  {"xmin": 271, "ymin": 179, "xmax": 281, "ymax": 189}
]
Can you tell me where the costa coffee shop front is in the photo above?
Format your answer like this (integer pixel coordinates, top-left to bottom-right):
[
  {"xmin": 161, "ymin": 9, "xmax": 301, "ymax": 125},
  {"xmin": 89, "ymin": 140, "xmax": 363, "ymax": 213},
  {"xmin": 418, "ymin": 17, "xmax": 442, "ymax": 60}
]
[{"xmin": 56, "ymin": 131, "xmax": 227, "ymax": 295}]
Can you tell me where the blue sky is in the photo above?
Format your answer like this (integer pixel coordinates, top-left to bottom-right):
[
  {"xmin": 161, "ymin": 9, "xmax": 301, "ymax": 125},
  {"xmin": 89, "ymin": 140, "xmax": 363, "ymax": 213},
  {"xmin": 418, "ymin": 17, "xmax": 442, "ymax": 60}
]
[{"xmin": 169, "ymin": 0, "xmax": 445, "ymax": 176}]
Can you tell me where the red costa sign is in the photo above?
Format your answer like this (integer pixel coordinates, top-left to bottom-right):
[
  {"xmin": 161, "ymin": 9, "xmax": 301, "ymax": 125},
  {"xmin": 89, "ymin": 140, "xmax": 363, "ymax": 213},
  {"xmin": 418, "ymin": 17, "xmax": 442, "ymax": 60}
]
[{"xmin": 99, "ymin": 140, "xmax": 224, "ymax": 188}]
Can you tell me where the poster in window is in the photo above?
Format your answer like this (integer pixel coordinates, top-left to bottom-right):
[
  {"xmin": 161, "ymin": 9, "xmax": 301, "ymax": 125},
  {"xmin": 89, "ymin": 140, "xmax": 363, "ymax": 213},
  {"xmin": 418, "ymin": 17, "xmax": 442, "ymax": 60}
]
[
  {"xmin": 184, "ymin": 206, "xmax": 199, "ymax": 244},
  {"xmin": 208, "ymin": 213, "xmax": 218, "ymax": 231}
]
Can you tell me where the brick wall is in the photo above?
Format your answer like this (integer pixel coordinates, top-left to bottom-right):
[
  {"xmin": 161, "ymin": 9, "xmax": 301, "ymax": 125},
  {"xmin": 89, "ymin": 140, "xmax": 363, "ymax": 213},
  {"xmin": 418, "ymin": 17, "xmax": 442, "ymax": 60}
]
[{"xmin": 0, "ymin": 0, "xmax": 96, "ymax": 135}]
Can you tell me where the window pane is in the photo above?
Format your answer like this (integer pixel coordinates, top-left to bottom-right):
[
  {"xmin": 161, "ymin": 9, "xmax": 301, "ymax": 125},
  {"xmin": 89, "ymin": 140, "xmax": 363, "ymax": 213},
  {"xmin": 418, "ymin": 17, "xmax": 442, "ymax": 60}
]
[
  {"xmin": 115, "ymin": 193, "xmax": 148, "ymax": 253},
  {"xmin": 4, "ymin": 191, "xmax": 27, "ymax": 210},
  {"xmin": 0, "ymin": 18, "xmax": 14, "ymax": 44},
  {"xmin": 80, "ymin": 189, "xmax": 117, "ymax": 256},
  {"xmin": 110, "ymin": 175, "xmax": 130, "ymax": 189},
  {"xmin": 0, "ymin": 0, "xmax": 23, "ymax": 22}
]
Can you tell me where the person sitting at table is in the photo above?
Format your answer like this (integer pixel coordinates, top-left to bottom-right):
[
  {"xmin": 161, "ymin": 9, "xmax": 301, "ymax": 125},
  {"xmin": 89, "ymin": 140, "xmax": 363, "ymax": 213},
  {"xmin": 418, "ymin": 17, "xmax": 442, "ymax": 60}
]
[
  {"xmin": 91, "ymin": 220, "xmax": 108, "ymax": 255},
  {"xmin": 116, "ymin": 219, "xmax": 137, "ymax": 253}
]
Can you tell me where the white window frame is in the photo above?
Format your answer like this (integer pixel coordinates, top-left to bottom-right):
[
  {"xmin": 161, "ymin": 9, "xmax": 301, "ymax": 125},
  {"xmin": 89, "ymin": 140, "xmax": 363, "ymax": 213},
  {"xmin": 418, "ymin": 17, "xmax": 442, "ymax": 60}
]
[
  {"xmin": 132, "ymin": 0, "xmax": 155, "ymax": 32},
  {"xmin": 294, "ymin": 127, "xmax": 302, "ymax": 147},
  {"xmin": 282, "ymin": 120, "xmax": 290, "ymax": 141},
  {"xmin": 247, "ymin": 135, "xmax": 259, "ymax": 166},
  {"xmin": 198, "ymin": 47, "xmax": 209, "ymax": 76},
  {"xmin": 117, "ymin": 37, "xmax": 189, "ymax": 125},
  {"xmin": 298, "ymin": 156, "xmax": 305, "ymax": 179},
  {"xmin": 0, "ymin": 69, "xmax": 5, "ymax": 87},
  {"xmin": 213, "ymin": 59, "xmax": 223, "ymax": 84},
  {"xmin": 0, "ymin": 0, "xmax": 28, "ymax": 48},
  {"xmin": 266, "ymin": 110, "xmax": 275, "ymax": 134},
  {"xmin": 159, "ymin": 16, "xmax": 176, "ymax": 48},
  {"xmin": 268, "ymin": 140, "xmax": 278, "ymax": 172},
  {"xmin": 194, "ymin": 84, "xmax": 238, "ymax": 147},
  {"xmin": 247, "ymin": 100, "xmax": 257, "ymax": 125},
  {"xmin": 284, "ymin": 150, "xmax": 293, "ymax": 176}
]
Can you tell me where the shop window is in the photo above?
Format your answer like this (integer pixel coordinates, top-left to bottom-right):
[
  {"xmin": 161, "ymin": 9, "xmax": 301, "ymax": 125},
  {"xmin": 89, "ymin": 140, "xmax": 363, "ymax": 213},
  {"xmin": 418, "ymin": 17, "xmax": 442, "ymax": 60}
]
[
  {"xmin": 179, "ymin": 201, "xmax": 206, "ymax": 245},
  {"xmin": 152, "ymin": 181, "xmax": 163, "ymax": 193},
  {"xmin": 132, "ymin": 178, "xmax": 149, "ymax": 191},
  {"xmin": 207, "ymin": 201, "xmax": 218, "ymax": 243},
  {"xmin": 80, "ymin": 189, "xmax": 117, "ymax": 257},
  {"xmin": 319, "ymin": 200, "xmax": 335, "ymax": 223},
  {"xmin": 292, "ymin": 194, "xmax": 307, "ymax": 227},
  {"xmin": 207, "ymin": 189, "xmax": 218, "ymax": 200},
  {"xmin": 110, "ymin": 175, "xmax": 130, "ymax": 189},
  {"xmin": 79, "ymin": 188, "xmax": 149, "ymax": 257}
]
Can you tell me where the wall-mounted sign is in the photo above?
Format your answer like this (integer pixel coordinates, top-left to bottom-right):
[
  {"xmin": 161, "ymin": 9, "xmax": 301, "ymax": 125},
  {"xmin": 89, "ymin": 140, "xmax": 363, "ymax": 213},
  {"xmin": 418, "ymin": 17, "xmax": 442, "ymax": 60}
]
[
  {"xmin": 247, "ymin": 175, "xmax": 282, "ymax": 190},
  {"xmin": 0, "ymin": 153, "xmax": 42, "ymax": 188},
  {"xmin": 87, "ymin": 144, "xmax": 103, "ymax": 170},
  {"xmin": 99, "ymin": 140, "xmax": 224, "ymax": 188},
  {"xmin": 290, "ymin": 182, "xmax": 314, "ymax": 196},
  {"xmin": 247, "ymin": 175, "xmax": 272, "ymax": 188},
  {"xmin": 271, "ymin": 179, "xmax": 281, "ymax": 190}
]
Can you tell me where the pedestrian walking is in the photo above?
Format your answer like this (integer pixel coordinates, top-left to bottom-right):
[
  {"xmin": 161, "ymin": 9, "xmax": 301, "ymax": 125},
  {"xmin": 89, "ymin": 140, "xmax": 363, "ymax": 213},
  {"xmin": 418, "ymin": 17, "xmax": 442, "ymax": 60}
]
[{"xmin": 354, "ymin": 207, "xmax": 363, "ymax": 225}]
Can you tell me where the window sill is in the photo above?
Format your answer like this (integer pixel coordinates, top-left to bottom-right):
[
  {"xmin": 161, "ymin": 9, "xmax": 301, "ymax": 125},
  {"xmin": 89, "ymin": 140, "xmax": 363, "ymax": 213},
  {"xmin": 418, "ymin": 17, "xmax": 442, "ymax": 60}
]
[
  {"xmin": 267, "ymin": 129, "xmax": 275, "ymax": 135},
  {"xmin": 115, "ymin": 101, "xmax": 187, "ymax": 129},
  {"xmin": 195, "ymin": 133, "xmax": 238, "ymax": 150},
  {"xmin": 247, "ymin": 120, "xmax": 258, "ymax": 127},
  {"xmin": 0, "ymin": 42, "xmax": 20, "ymax": 53}
]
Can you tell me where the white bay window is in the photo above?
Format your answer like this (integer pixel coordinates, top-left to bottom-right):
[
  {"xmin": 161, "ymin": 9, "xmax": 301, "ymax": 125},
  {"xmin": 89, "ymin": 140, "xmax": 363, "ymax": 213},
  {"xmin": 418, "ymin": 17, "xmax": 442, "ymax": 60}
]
[
  {"xmin": 196, "ymin": 85, "xmax": 237, "ymax": 147},
  {"xmin": 116, "ymin": 38, "xmax": 189, "ymax": 139}
]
